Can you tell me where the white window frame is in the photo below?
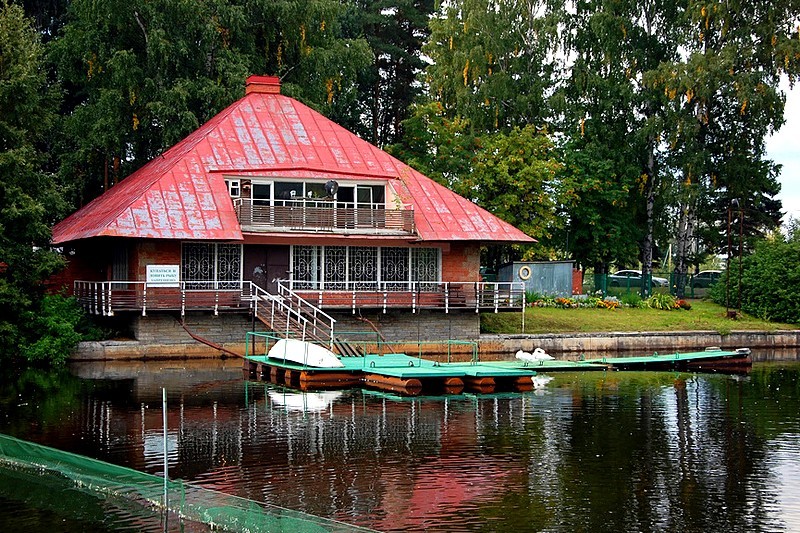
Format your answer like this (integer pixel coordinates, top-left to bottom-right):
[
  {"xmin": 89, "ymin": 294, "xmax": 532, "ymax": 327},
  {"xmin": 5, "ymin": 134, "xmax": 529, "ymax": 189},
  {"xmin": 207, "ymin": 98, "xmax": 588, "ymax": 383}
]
[
  {"xmin": 225, "ymin": 179, "xmax": 241, "ymax": 198},
  {"xmin": 243, "ymin": 178, "xmax": 386, "ymax": 209}
]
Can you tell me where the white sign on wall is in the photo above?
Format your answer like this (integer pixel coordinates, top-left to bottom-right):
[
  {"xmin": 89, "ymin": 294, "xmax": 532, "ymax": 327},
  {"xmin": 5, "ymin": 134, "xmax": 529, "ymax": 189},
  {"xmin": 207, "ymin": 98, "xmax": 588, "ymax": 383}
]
[{"xmin": 146, "ymin": 265, "xmax": 180, "ymax": 287}]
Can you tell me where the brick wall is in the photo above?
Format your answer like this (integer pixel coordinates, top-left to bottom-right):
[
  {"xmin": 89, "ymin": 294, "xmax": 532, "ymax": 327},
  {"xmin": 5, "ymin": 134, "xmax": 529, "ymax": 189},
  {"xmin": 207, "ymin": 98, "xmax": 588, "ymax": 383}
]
[
  {"xmin": 134, "ymin": 240, "xmax": 181, "ymax": 280},
  {"xmin": 441, "ymin": 243, "xmax": 481, "ymax": 281},
  {"xmin": 130, "ymin": 309, "xmax": 479, "ymax": 345},
  {"xmin": 330, "ymin": 309, "xmax": 479, "ymax": 341},
  {"xmin": 46, "ymin": 240, "xmax": 113, "ymax": 294}
]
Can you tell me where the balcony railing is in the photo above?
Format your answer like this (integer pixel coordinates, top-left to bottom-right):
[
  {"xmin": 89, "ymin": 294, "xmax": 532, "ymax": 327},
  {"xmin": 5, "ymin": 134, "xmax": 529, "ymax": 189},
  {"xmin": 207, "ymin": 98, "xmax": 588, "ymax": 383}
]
[
  {"xmin": 74, "ymin": 280, "xmax": 257, "ymax": 317},
  {"xmin": 74, "ymin": 280, "xmax": 525, "ymax": 316},
  {"xmin": 233, "ymin": 198, "xmax": 415, "ymax": 234},
  {"xmin": 282, "ymin": 280, "xmax": 526, "ymax": 313}
]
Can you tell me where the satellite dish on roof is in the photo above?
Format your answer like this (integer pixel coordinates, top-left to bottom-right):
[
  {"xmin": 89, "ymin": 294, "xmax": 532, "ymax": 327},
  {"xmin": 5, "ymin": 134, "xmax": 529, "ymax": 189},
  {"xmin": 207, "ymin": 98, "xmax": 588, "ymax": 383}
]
[{"xmin": 325, "ymin": 180, "xmax": 339, "ymax": 198}]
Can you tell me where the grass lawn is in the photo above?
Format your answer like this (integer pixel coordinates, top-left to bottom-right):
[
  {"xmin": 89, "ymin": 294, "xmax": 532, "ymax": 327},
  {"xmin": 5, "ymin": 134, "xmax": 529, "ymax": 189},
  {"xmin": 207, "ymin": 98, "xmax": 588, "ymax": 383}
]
[{"xmin": 481, "ymin": 299, "xmax": 799, "ymax": 335}]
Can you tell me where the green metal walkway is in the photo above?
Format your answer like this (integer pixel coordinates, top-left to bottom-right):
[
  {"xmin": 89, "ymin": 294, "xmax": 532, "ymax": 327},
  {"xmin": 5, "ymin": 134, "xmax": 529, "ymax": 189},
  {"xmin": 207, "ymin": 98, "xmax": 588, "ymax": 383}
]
[{"xmin": 245, "ymin": 352, "xmax": 539, "ymax": 380}]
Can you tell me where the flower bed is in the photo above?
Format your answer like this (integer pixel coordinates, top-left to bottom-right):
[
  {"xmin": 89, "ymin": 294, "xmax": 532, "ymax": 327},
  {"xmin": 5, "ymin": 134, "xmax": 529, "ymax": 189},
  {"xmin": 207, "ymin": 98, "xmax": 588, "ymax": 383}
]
[{"xmin": 527, "ymin": 293, "xmax": 691, "ymax": 311}]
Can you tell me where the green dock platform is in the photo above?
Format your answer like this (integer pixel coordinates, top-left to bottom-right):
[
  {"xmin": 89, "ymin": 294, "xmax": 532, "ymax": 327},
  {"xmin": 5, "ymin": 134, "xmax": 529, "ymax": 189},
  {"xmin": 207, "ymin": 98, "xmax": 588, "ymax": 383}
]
[
  {"xmin": 581, "ymin": 348, "xmax": 752, "ymax": 371},
  {"xmin": 244, "ymin": 352, "xmax": 540, "ymax": 395},
  {"xmin": 243, "ymin": 343, "xmax": 751, "ymax": 396}
]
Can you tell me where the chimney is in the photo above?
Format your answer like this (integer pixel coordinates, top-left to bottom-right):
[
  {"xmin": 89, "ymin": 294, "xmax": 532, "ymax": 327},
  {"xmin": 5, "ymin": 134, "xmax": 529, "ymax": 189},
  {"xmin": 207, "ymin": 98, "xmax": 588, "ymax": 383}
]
[{"xmin": 245, "ymin": 75, "xmax": 281, "ymax": 95}]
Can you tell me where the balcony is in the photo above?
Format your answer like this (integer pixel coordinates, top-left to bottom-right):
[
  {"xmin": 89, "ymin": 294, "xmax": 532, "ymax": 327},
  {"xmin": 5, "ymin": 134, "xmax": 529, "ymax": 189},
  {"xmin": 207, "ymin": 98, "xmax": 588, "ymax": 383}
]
[{"xmin": 233, "ymin": 198, "xmax": 415, "ymax": 235}]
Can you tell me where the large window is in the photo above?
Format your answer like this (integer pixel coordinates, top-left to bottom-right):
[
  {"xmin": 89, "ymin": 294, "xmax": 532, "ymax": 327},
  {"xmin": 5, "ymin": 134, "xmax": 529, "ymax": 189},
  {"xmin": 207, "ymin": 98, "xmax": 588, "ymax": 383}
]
[
  {"xmin": 292, "ymin": 246, "xmax": 439, "ymax": 290},
  {"xmin": 246, "ymin": 179, "xmax": 386, "ymax": 208},
  {"xmin": 182, "ymin": 243, "xmax": 242, "ymax": 289}
]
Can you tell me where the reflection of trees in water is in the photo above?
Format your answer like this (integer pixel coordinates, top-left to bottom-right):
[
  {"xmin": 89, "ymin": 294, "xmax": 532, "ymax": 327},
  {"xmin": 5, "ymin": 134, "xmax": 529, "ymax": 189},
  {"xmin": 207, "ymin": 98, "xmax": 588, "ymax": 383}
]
[
  {"xmin": 549, "ymin": 373, "xmax": 784, "ymax": 532},
  {"xmin": 3, "ymin": 364, "xmax": 799, "ymax": 531}
]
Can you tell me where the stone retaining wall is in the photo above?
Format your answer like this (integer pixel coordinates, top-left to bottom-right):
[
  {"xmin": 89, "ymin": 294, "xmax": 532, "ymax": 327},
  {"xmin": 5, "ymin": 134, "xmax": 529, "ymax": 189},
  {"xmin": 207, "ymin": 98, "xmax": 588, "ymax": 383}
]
[
  {"xmin": 72, "ymin": 309, "xmax": 481, "ymax": 360},
  {"xmin": 480, "ymin": 330, "xmax": 800, "ymax": 359},
  {"xmin": 72, "ymin": 325, "xmax": 800, "ymax": 361}
]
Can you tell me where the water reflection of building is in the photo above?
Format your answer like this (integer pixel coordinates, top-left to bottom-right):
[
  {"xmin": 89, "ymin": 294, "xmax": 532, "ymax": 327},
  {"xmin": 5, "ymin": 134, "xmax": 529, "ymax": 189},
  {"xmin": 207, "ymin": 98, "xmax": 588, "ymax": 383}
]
[{"xmin": 64, "ymin": 363, "xmax": 793, "ymax": 531}]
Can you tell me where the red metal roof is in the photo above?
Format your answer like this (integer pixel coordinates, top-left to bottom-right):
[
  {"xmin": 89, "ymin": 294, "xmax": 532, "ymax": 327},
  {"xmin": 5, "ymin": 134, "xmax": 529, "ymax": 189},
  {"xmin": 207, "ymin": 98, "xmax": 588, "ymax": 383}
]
[{"xmin": 52, "ymin": 77, "xmax": 534, "ymax": 245}]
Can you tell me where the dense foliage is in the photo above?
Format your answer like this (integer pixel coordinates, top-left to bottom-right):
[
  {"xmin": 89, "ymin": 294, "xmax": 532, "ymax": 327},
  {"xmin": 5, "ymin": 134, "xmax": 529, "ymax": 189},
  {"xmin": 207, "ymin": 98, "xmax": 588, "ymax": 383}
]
[
  {"xmin": 1, "ymin": 0, "xmax": 797, "ymax": 364},
  {"xmin": 0, "ymin": 2, "xmax": 68, "ymax": 364},
  {"xmin": 712, "ymin": 226, "xmax": 800, "ymax": 324}
]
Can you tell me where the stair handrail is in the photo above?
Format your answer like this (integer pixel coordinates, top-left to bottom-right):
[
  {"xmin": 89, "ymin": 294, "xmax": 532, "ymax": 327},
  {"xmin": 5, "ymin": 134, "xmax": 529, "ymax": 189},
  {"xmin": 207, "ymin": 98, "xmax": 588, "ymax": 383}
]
[
  {"xmin": 250, "ymin": 282, "xmax": 336, "ymax": 349},
  {"xmin": 274, "ymin": 281, "xmax": 337, "ymax": 349},
  {"xmin": 249, "ymin": 283, "xmax": 318, "ymax": 344}
]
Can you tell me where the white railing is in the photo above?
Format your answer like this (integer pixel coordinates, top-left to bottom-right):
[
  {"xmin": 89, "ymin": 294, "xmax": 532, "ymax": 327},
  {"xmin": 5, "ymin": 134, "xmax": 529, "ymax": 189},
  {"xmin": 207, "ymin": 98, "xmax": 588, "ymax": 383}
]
[
  {"xmin": 74, "ymin": 279, "xmax": 338, "ymax": 348},
  {"xmin": 73, "ymin": 280, "xmax": 256, "ymax": 317},
  {"xmin": 73, "ymin": 279, "xmax": 525, "ymax": 318},
  {"xmin": 269, "ymin": 284, "xmax": 337, "ymax": 348},
  {"xmin": 281, "ymin": 280, "xmax": 526, "ymax": 313}
]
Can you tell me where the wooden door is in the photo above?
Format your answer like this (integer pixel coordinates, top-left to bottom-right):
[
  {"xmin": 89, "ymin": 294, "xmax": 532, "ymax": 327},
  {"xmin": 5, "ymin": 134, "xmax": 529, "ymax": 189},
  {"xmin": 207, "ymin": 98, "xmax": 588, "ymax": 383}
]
[{"xmin": 244, "ymin": 245, "xmax": 289, "ymax": 294}]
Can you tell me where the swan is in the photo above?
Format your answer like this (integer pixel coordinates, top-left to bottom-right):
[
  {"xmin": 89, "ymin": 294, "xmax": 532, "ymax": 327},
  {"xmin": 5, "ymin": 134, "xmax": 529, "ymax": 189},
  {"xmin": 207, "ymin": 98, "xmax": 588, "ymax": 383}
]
[{"xmin": 515, "ymin": 347, "xmax": 555, "ymax": 365}]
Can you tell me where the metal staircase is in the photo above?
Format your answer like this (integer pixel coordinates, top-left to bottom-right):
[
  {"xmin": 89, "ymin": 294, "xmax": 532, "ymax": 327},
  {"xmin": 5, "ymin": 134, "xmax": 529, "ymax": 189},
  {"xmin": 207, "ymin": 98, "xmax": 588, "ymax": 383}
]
[{"xmin": 250, "ymin": 283, "xmax": 364, "ymax": 358}]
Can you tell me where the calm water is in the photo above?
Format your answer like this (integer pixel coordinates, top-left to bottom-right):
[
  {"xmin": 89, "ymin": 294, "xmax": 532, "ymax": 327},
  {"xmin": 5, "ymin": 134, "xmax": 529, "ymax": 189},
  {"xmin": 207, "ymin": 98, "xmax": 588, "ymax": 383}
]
[{"xmin": 1, "ymin": 351, "xmax": 800, "ymax": 532}]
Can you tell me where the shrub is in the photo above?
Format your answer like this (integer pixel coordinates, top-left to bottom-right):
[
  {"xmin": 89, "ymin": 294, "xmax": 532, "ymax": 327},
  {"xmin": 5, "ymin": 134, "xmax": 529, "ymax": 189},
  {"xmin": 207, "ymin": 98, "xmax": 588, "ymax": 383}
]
[
  {"xmin": 645, "ymin": 293, "xmax": 677, "ymax": 310},
  {"xmin": 735, "ymin": 235, "xmax": 800, "ymax": 323},
  {"xmin": 20, "ymin": 294, "xmax": 97, "ymax": 365},
  {"xmin": 621, "ymin": 292, "xmax": 644, "ymax": 308},
  {"xmin": 525, "ymin": 290, "xmax": 544, "ymax": 304}
]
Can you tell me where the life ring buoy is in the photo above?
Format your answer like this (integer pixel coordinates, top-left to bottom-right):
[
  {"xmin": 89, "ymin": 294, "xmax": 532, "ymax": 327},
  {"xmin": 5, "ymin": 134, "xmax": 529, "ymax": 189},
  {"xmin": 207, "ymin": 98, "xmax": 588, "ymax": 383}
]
[{"xmin": 518, "ymin": 265, "xmax": 532, "ymax": 280}]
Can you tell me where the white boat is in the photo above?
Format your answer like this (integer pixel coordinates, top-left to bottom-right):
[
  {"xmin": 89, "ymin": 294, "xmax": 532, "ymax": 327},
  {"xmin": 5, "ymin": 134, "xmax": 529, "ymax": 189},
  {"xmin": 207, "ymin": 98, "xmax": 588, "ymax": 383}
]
[{"xmin": 267, "ymin": 338, "xmax": 345, "ymax": 368}]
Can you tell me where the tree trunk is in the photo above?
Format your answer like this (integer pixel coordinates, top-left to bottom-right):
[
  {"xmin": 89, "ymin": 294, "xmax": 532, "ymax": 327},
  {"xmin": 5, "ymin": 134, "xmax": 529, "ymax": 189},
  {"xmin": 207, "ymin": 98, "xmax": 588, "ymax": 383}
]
[
  {"xmin": 674, "ymin": 201, "xmax": 695, "ymax": 298},
  {"xmin": 593, "ymin": 260, "xmax": 607, "ymax": 296},
  {"xmin": 641, "ymin": 146, "xmax": 656, "ymax": 298}
]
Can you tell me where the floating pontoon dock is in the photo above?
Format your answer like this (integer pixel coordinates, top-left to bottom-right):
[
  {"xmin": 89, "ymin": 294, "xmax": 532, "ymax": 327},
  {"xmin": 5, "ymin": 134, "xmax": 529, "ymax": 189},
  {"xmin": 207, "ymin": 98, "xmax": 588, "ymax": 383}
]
[
  {"xmin": 243, "ymin": 333, "xmax": 750, "ymax": 396},
  {"xmin": 244, "ymin": 352, "xmax": 540, "ymax": 395},
  {"xmin": 580, "ymin": 347, "xmax": 752, "ymax": 372}
]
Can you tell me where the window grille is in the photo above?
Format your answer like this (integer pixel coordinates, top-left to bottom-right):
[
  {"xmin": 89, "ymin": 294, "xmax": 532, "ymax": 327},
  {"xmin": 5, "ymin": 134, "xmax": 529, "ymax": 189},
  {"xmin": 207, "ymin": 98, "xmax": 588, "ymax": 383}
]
[
  {"xmin": 216, "ymin": 244, "xmax": 242, "ymax": 289},
  {"xmin": 381, "ymin": 247, "xmax": 409, "ymax": 291},
  {"xmin": 293, "ymin": 246, "xmax": 321, "ymax": 290},
  {"xmin": 324, "ymin": 246, "xmax": 347, "ymax": 290},
  {"xmin": 182, "ymin": 243, "xmax": 242, "ymax": 289},
  {"xmin": 349, "ymin": 247, "xmax": 377, "ymax": 290},
  {"xmin": 412, "ymin": 248, "xmax": 439, "ymax": 291},
  {"xmin": 291, "ymin": 246, "xmax": 439, "ymax": 291}
]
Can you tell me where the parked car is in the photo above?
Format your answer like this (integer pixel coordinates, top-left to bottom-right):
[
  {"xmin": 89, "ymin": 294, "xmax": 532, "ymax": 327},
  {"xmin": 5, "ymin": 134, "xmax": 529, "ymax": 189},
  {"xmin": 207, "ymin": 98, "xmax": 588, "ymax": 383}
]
[
  {"xmin": 608, "ymin": 269, "xmax": 669, "ymax": 288},
  {"xmin": 691, "ymin": 269, "xmax": 722, "ymax": 289}
]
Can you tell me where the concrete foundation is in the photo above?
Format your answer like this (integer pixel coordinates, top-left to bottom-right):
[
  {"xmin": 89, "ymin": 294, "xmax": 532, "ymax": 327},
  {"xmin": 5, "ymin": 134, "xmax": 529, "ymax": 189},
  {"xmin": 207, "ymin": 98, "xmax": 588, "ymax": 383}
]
[
  {"xmin": 72, "ymin": 304, "xmax": 800, "ymax": 362},
  {"xmin": 72, "ymin": 314, "xmax": 800, "ymax": 362}
]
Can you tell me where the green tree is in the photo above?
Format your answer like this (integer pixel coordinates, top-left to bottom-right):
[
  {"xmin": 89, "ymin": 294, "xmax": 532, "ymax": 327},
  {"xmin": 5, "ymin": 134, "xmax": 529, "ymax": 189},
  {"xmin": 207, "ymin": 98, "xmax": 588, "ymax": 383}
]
[
  {"xmin": 711, "ymin": 229, "xmax": 800, "ymax": 324},
  {"xmin": 555, "ymin": 0, "xmax": 680, "ymax": 289},
  {"xmin": 558, "ymin": 142, "xmax": 641, "ymax": 273},
  {"xmin": 343, "ymin": 0, "xmax": 435, "ymax": 147},
  {"xmin": 648, "ymin": 0, "xmax": 799, "ymax": 295},
  {"xmin": 0, "ymin": 1, "xmax": 67, "ymax": 362},
  {"xmin": 50, "ymin": 0, "xmax": 252, "ymax": 205},
  {"xmin": 421, "ymin": 0, "xmax": 556, "ymax": 131},
  {"xmin": 454, "ymin": 125, "xmax": 568, "ymax": 264},
  {"xmin": 388, "ymin": 101, "xmax": 481, "ymax": 186},
  {"xmin": 245, "ymin": 0, "xmax": 372, "ymax": 126},
  {"xmin": 50, "ymin": 0, "xmax": 371, "ymax": 207}
]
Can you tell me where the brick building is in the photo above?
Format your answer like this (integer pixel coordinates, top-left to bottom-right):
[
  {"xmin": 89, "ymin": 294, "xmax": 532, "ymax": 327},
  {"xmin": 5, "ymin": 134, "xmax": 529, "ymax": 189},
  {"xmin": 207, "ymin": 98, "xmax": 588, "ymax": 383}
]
[{"xmin": 52, "ymin": 76, "xmax": 533, "ymax": 355}]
